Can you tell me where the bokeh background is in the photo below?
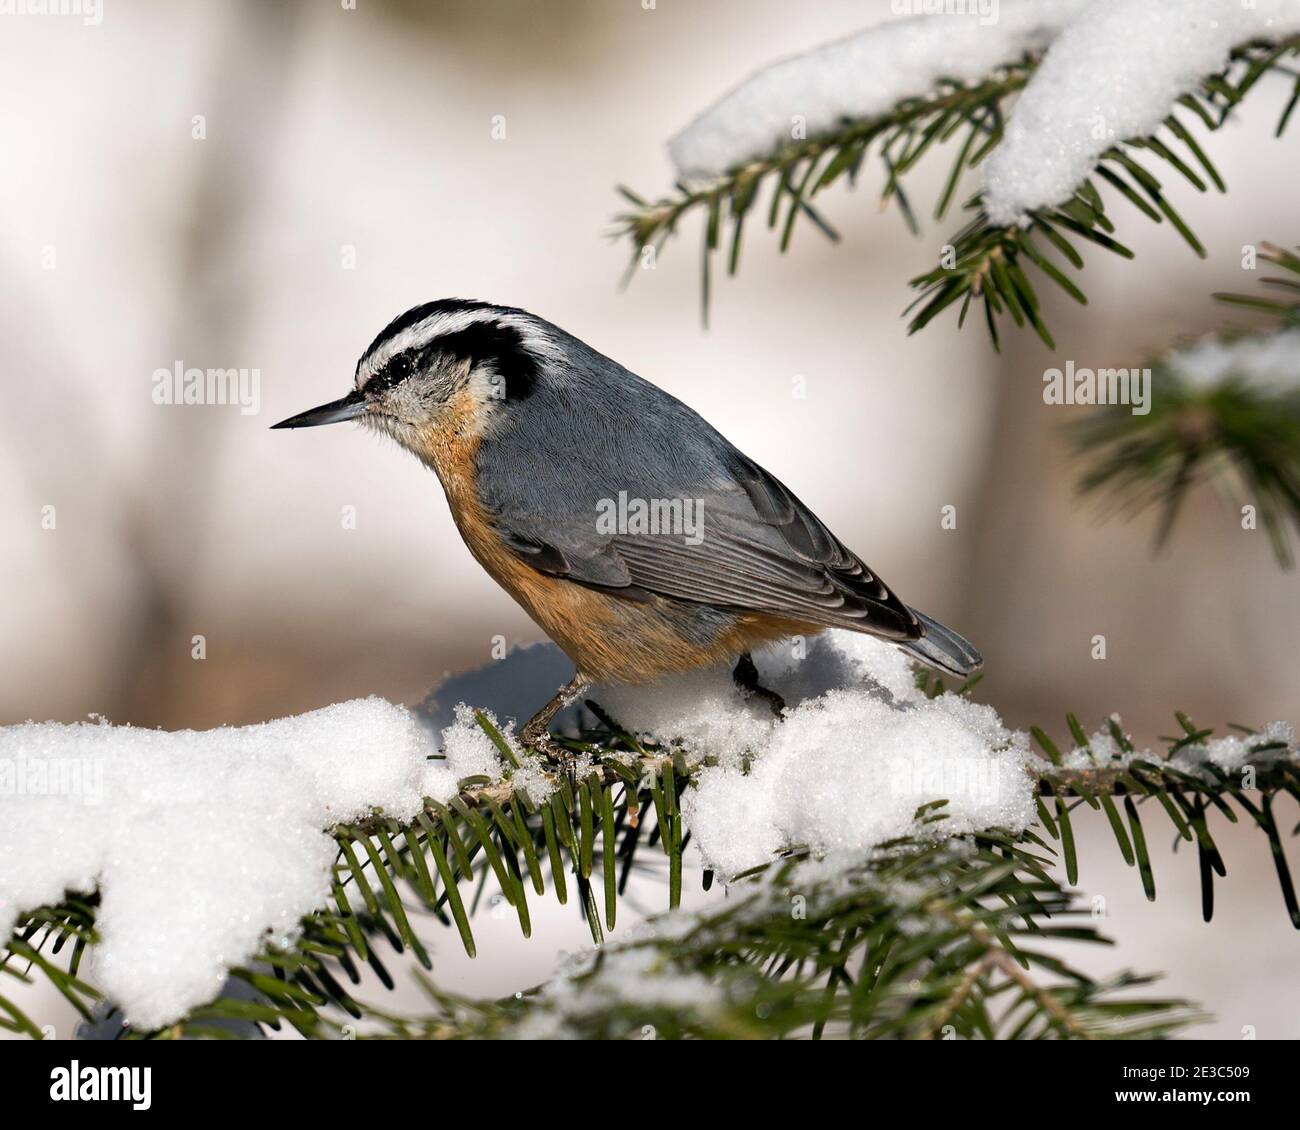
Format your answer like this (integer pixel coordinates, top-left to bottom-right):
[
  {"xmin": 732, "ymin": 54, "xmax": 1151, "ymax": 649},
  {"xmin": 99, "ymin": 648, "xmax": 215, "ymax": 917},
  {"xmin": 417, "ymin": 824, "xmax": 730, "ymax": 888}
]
[{"xmin": 2, "ymin": 0, "xmax": 1296, "ymax": 1038}]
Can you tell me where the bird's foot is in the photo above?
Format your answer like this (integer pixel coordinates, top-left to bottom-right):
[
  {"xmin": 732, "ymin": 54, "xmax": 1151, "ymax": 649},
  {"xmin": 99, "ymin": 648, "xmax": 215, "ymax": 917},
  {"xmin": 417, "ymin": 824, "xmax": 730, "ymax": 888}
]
[
  {"xmin": 520, "ymin": 726, "xmax": 561, "ymax": 758},
  {"xmin": 518, "ymin": 674, "xmax": 592, "ymax": 763},
  {"xmin": 733, "ymin": 652, "xmax": 787, "ymax": 719},
  {"xmin": 519, "ymin": 728, "xmax": 582, "ymax": 800}
]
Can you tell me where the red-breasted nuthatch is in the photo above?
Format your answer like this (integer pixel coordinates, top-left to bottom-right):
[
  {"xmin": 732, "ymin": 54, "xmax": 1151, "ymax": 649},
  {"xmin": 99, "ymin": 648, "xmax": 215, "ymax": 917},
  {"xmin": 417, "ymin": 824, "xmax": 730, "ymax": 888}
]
[{"xmin": 273, "ymin": 300, "xmax": 981, "ymax": 747}]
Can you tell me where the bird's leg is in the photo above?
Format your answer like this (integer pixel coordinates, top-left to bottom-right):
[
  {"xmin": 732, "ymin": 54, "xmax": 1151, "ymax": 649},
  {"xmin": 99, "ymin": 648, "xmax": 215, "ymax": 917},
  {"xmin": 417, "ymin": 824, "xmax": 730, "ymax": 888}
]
[
  {"xmin": 519, "ymin": 674, "xmax": 592, "ymax": 757},
  {"xmin": 732, "ymin": 652, "xmax": 787, "ymax": 718}
]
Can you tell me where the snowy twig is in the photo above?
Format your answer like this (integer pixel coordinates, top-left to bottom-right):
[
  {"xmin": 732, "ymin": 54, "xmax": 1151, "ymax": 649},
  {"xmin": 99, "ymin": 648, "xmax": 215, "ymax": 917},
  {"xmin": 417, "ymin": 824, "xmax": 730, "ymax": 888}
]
[
  {"xmin": 616, "ymin": 9, "xmax": 1300, "ymax": 348},
  {"xmin": 614, "ymin": 60, "xmax": 1036, "ymax": 326},
  {"xmin": 1072, "ymin": 242, "xmax": 1300, "ymax": 568}
]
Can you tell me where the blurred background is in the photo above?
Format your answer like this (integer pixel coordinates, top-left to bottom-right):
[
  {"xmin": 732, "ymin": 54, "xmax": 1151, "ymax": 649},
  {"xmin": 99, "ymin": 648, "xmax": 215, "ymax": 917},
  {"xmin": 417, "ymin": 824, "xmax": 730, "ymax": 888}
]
[{"xmin": 1, "ymin": 0, "xmax": 1296, "ymax": 1038}]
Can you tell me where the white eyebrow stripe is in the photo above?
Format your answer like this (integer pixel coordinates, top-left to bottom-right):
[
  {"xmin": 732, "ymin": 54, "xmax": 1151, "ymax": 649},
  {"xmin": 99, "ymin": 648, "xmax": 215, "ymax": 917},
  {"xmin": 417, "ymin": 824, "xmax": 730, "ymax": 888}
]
[
  {"xmin": 357, "ymin": 308, "xmax": 561, "ymax": 389},
  {"xmin": 357, "ymin": 310, "xmax": 482, "ymax": 387}
]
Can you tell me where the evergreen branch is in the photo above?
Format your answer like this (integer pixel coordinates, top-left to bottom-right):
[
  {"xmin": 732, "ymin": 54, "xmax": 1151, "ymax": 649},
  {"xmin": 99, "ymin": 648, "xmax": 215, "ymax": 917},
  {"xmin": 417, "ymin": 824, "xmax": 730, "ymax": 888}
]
[
  {"xmin": 1033, "ymin": 712, "xmax": 1299, "ymax": 923},
  {"xmin": 614, "ymin": 59, "xmax": 1036, "ymax": 324},
  {"xmin": 1071, "ymin": 242, "xmax": 1300, "ymax": 567},
  {"xmin": 3, "ymin": 706, "xmax": 1294, "ymax": 1039},
  {"xmin": 367, "ymin": 839, "xmax": 1205, "ymax": 1040},
  {"xmin": 614, "ymin": 37, "xmax": 1300, "ymax": 348}
]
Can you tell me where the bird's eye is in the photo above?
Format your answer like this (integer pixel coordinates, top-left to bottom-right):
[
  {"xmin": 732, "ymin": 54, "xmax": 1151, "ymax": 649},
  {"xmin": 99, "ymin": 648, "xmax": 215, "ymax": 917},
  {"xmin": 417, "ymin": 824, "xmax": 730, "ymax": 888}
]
[{"xmin": 375, "ymin": 354, "xmax": 412, "ymax": 391}]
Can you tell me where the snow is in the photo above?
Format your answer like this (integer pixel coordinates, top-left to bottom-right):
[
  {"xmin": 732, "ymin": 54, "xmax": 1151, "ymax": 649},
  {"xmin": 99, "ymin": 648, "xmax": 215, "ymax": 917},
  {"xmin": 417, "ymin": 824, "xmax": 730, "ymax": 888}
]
[
  {"xmin": 426, "ymin": 703, "xmax": 513, "ymax": 799},
  {"xmin": 683, "ymin": 682, "xmax": 1034, "ymax": 877},
  {"xmin": 1058, "ymin": 715, "xmax": 1148, "ymax": 771},
  {"xmin": 1166, "ymin": 328, "xmax": 1300, "ymax": 394},
  {"xmin": 432, "ymin": 702, "xmax": 558, "ymax": 806},
  {"xmin": 601, "ymin": 631, "xmax": 1037, "ymax": 878},
  {"xmin": 984, "ymin": 0, "xmax": 1300, "ymax": 225},
  {"xmin": 0, "ymin": 698, "xmax": 447, "ymax": 1030},
  {"xmin": 598, "ymin": 663, "xmax": 775, "ymax": 762},
  {"xmin": 1170, "ymin": 720, "xmax": 1296, "ymax": 780},
  {"xmin": 670, "ymin": 1, "xmax": 1084, "ymax": 181},
  {"xmin": 667, "ymin": 1, "xmax": 1300, "ymax": 228},
  {"xmin": 1057, "ymin": 716, "xmax": 1297, "ymax": 782}
]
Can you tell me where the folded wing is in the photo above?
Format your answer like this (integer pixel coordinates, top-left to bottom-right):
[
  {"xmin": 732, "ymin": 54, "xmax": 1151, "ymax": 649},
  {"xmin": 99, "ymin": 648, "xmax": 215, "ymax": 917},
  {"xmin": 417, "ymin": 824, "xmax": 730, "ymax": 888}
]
[{"xmin": 492, "ymin": 449, "xmax": 922, "ymax": 641}]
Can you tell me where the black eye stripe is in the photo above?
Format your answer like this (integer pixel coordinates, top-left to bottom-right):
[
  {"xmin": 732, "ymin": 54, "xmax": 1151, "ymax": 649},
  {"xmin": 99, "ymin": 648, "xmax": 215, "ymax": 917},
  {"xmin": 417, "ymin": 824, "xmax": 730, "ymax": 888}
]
[
  {"xmin": 366, "ymin": 319, "xmax": 539, "ymax": 401},
  {"xmin": 434, "ymin": 322, "xmax": 538, "ymax": 401}
]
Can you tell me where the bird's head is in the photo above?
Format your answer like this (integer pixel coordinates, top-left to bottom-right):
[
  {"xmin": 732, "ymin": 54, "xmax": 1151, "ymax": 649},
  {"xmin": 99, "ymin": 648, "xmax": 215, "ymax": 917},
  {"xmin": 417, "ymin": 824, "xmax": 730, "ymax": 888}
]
[{"xmin": 271, "ymin": 298, "xmax": 554, "ymax": 457}]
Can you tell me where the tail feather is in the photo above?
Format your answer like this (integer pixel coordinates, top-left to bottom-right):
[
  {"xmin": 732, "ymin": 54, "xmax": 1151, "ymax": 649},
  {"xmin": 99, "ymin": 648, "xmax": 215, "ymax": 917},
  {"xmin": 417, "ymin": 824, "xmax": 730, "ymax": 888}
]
[{"xmin": 900, "ymin": 607, "xmax": 982, "ymax": 677}]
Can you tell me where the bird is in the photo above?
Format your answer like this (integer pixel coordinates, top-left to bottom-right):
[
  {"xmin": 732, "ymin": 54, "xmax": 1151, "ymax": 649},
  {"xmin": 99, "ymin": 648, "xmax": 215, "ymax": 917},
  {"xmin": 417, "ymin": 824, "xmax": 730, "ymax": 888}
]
[{"xmin": 272, "ymin": 299, "xmax": 981, "ymax": 750}]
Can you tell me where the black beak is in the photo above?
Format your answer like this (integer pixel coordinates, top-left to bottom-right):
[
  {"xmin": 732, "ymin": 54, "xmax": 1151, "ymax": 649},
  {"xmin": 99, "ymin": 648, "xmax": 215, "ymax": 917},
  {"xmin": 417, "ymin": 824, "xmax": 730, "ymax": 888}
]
[{"xmin": 270, "ymin": 389, "xmax": 368, "ymax": 429}]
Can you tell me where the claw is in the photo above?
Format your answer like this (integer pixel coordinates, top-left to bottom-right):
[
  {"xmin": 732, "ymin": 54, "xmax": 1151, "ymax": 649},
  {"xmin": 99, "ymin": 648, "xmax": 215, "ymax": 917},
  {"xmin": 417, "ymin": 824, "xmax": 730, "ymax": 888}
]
[{"xmin": 733, "ymin": 652, "xmax": 787, "ymax": 718}]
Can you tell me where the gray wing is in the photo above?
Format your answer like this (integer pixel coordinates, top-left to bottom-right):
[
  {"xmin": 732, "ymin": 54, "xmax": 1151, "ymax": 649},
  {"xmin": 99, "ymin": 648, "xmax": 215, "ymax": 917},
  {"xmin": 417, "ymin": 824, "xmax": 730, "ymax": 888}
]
[{"xmin": 487, "ymin": 446, "xmax": 921, "ymax": 641}]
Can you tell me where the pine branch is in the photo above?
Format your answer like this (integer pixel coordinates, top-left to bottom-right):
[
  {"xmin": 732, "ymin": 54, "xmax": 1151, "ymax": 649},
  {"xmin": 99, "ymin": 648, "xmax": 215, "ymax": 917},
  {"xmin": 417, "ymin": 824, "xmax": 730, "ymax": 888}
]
[
  {"xmin": 1031, "ymin": 712, "xmax": 1299, "ymax": 922},
  {"xmin": 0, "ymin": 898, "xmax": 100, "ymax": 1038},
  {"xmin": 1071, "ymin": 242, "xmax": 1300, "ymax": 567},
  {"xmin": 366, "ymin": 838, "xmax": 1206, "ymax": 1041},
  {"xmin": 614, "ymin": 37, "xmax": 1300, "ymax": 348},
  {"xmin": 614, "ymin": 61, "xmax": 1033, "ymax": 325},
  {"xmin": 4, "ymin": 707, "xmax": 1295, "ymax": 1039}
]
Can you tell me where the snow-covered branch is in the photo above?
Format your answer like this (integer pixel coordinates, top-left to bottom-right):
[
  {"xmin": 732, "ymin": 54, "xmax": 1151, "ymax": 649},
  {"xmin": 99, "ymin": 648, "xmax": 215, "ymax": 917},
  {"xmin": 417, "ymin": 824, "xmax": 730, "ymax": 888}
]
[
  {"xmin": 616, "ymin": 2, "xmax": 1300, "ymax": 346},
  {"xmin": 4, "ymin": 632, "xmax": 1297, "ymax": 1039}
]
